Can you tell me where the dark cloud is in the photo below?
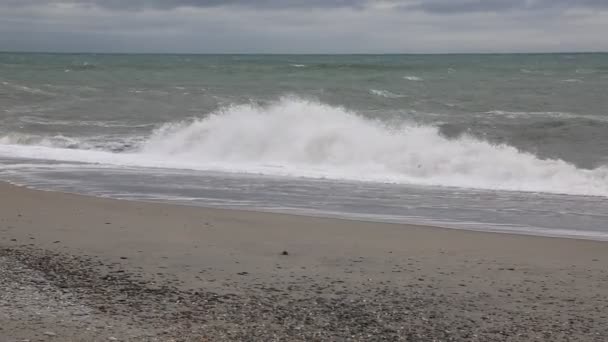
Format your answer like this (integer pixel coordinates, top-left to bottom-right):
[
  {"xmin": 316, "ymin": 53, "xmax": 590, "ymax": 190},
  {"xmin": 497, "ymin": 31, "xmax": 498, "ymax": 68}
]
[
  {"xmin": 5, "ymin": 0, "xmax": 370, "ymax": 11},
  {"xmin": 406, "ymin": 0, "xmax": 525, "ymax": 14},
  {"xmin": 8, "ymin": 0, "xmax": 608, "ymax": 13},
  {"xmin": 0, "ymin": 0, "xmax": 607, "ymax": 53},
  {"xmin": 95, "ymin": 0, "xmax": 371, "ymax": 11},
  {"xmin": 406, "ymin": 0, "xmax": 608, "ymax": 14}
]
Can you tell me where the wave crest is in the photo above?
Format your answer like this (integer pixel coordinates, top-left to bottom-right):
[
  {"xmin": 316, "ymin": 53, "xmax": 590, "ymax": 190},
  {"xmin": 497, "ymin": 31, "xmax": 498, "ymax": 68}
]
[
  {"xmin": 369, "ymin": 89, "xmax": 405, "ymax": 99},
  {"xmin": 141, "ymin": 98, "xmax": 608, "ymax": 196},
  {"xmin": 1, "ymin": 98, "xmax": 606, "ymax": 196},
  {"xmin": 0, "ymin": 133, "xmax": 83, "ymax": 149},
  {"xmin": 403, "ymin": 76, "xmax": 423, "ymax": 81}
]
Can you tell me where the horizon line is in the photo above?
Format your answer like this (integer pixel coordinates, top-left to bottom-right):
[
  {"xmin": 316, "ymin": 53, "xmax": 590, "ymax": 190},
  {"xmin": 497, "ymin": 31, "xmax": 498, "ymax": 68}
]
[{"xmin": 1, "ymin": 50, "xmax": 607, "ymax": 56}]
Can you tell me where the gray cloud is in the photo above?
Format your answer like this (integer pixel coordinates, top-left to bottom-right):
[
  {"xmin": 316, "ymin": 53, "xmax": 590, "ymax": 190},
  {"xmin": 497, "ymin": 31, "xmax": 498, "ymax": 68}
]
[
  {"xmin": 3, "ymin": 0, "xmax": 370, "ymax": 11},
  {"xmin": 6, "ymin": 0, "xmax": 608, "ymax": 13},
  {"xmin": 407, "ymin": 0, "xmax": 525, "ymax": 14},
  {"xmin": 406, "ymin": 0, "xmax": 608, "ymax": 14},
  {"xmin": 0, "ymin": 0, "xmax": 607, "ymax": 53}
]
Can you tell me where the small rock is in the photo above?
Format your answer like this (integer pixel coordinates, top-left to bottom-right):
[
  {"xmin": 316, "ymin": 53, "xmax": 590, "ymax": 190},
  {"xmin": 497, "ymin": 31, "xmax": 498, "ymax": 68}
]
[
  {"xmin": 108, "ymin": 337, "xmax": 118, "ymax": 341},
  {"xmin": 281, "ymin": 250, "xmax": 289, "ymax": 256},
  {"xmin": 120, "ymin": 257, "xmax": 128, "ymax": 260},
  {"xmin": 43, "ymin": 331, "xmax": 57, "ymax": 337}
]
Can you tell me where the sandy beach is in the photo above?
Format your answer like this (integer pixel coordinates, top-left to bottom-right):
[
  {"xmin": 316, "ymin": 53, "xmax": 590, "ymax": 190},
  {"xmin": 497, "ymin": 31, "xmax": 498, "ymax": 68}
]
[{"xmin": 1, "ymin": 181, "xmax": 607, "ymax": 341}]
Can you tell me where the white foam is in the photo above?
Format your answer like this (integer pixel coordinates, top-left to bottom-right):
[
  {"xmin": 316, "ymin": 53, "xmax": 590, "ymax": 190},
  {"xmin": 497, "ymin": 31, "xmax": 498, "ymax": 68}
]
[
  {"xmin": 0, "ymin": 133, "xmax": 84, "ymax": 149},
  {"xmin": 1, "ymin": 98, "xmax": 607, "ymax": 197},
  {"xmin": 369, "ymin": 89, "xmax": 405, "ymax": 99},
  {"xmin": 403, "ymin": 76, "xmax": 423, "ymax": 81},
  {"xmin": 485, "ymin": 110, "xmax": 608, "ymax": 122},
  {"xmin": 18, "ymin": 116, "xmax": 155, "ymax": 128},
  {"xmin": 1, "ymin": 81, "xmax": 56, "ymax": 96}
]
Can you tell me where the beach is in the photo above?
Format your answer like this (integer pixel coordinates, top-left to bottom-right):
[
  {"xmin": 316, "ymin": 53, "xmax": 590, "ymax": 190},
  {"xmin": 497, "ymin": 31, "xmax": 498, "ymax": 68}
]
[{"xmin": 1, "ymin": 181, "xmax": 607, "ymax": 341}]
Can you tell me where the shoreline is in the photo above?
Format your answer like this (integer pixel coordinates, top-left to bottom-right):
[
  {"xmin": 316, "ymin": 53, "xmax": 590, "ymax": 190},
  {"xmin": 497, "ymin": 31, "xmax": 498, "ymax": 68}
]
[
  {"xmin": 3, "ymin": 179, "xmax": 608, "ymax": 242},
  {"xmin": 1, "ymin": 181, "xmax": 607, "ymax": 341}
]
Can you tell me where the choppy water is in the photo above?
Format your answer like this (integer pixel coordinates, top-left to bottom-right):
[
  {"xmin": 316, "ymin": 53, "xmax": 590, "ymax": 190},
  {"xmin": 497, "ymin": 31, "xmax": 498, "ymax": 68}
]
[{"xmin": 1, "ymin": 53, "xmax": 607, "ymax": 239}]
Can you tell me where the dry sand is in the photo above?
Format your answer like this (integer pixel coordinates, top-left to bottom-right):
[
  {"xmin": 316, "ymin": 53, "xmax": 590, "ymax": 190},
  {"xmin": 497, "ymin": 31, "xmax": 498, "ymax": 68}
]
[{"xmin": 1, "ymin": 181, "xmax": 607, "ymax": 341}]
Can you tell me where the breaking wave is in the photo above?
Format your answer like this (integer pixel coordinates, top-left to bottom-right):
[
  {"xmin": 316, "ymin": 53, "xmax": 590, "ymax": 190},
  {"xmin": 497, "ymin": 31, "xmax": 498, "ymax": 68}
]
[
  {"xmin": 403, "ymin": 76, "xmax": 423, "ymax": 81},
  {"xmin": 0, "ymin": 133, "xmax": 84, "ymax": 149},
  {"xmin": 485, "ymin": 110, "xmax": 608, "ymax": 123},
  {"xmin": 1, "ymin": 98, "xmax": 607, "ymax": 196},
  {"xmin": 369, "ymin": 89, "xmax": 405, "ymax": 98},
  {"xmin": 1, "ymin": 81, "xmax": 56, "ymax": 96}
]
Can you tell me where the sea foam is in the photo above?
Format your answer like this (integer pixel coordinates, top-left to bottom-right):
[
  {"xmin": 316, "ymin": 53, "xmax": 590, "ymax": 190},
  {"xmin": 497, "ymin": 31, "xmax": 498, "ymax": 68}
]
[{"xmin": 369, "ymin": 89, "xmax": 405, "ymax": 98}]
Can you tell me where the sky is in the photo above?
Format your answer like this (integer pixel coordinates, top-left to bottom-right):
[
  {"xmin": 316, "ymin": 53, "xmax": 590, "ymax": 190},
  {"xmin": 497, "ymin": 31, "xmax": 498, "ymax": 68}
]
[{"xmin": 0, "ymin": 0, "xmax": 607, "ymax": 53}]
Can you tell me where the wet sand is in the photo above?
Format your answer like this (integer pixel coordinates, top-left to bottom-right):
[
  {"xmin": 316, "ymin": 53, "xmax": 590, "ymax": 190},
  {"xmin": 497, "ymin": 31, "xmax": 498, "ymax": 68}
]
[{"xmin": 1, "ymin": 182, "xmax": 607, "ymax": 341}]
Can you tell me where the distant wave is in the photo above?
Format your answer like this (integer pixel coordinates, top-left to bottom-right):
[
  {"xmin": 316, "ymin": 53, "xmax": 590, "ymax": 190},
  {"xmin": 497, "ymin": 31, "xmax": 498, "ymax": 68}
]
[
  {"xmin": 0, "ymin": 133, "xmax": 84, "ymax": 150},
  {"xmin": 1, "ymin": 98, "xmax": 607, "ymax": 197},
  {"xmin": 289, "ymin": 64, "xmax": 307, "ymax": 68},
  {"xmin": 0, "ymin": 133, "xmax": 141, "ymax": 153},
  {"xmin": 128, "ymin": 88, "xmax": 170, "ymax": 96},
  {"xmin": 575, "ymin": 68, "xmax": 597, "ymax": 74},
  {"xmin": 69, "ymin": 61, "xmax": 98, "ymax": 70},
  {"xmin": 403, "ymin": 76, "xmax": 423, "ymax": 81},
  {"xmin": 18, "ymin": 116, "xmax": 156, "ymax": 128},
  {"xmin": 369, "ymin": 89, "xmax": 405, "ymax": 99},
  {"xmin": 560, "ymin": 79, "xmax": 584, "ymax": 83},
  {"xmin": 485, "ymin": 110, "xmax": 608, "ymax": 123},
  {"xmin": 1, "ymin": 81, "xmax": 56, "ymax": 96}
]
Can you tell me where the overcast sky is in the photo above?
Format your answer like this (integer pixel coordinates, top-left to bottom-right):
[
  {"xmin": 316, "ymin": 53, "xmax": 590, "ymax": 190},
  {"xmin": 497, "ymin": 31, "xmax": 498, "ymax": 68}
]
[{"xmin": 0, "ymin": 0, "xmax": 607, "ymax": 53}]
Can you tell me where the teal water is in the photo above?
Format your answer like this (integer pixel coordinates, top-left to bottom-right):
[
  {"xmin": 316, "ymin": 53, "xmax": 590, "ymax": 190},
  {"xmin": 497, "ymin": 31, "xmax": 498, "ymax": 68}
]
[{"xmin": 1, "ymin": 53, "xmax": 607, "ymax": 238}]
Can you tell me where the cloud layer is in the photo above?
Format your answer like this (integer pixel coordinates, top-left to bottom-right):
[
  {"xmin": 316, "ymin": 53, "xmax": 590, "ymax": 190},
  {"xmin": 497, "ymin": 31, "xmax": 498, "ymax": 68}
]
[{"xmin": 1, "ymin": 0, "xmax": 606, "ymax": 53}]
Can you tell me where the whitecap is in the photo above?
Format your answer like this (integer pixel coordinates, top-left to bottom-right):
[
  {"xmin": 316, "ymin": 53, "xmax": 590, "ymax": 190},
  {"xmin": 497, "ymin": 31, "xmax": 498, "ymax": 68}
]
[
  {"xmin": 485, "ymin": 110, "xmax": 608, "ymax": 122},
  {"xmin": 369, "ymin": 89, "xmax": 406, "ymax": 99}
]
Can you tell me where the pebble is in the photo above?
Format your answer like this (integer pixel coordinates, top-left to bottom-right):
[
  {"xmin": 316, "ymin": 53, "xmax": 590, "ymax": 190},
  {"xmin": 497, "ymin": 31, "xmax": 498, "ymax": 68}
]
[{"xmin": 2, "ymin": 243, "xmax": 608, "ymax": 342}]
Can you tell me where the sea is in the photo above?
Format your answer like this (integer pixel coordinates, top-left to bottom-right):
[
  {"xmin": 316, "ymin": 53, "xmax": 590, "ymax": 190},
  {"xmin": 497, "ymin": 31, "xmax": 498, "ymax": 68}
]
[{"xmin": 1, "ymin": 53, "xmax": 607, "ymax": 240}]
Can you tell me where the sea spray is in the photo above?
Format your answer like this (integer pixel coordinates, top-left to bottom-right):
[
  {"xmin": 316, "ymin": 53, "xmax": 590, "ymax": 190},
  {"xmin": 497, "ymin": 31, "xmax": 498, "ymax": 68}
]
[{"xmin": 141, "ymin": 98, "xmax": 608, "ymax": 196}]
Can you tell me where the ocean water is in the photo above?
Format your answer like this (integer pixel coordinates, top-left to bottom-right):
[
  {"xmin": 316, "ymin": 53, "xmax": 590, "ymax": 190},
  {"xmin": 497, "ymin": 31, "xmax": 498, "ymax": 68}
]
[{"xmin": 1, "ymin": 53, "xmax": 607, "ymax": 239}]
